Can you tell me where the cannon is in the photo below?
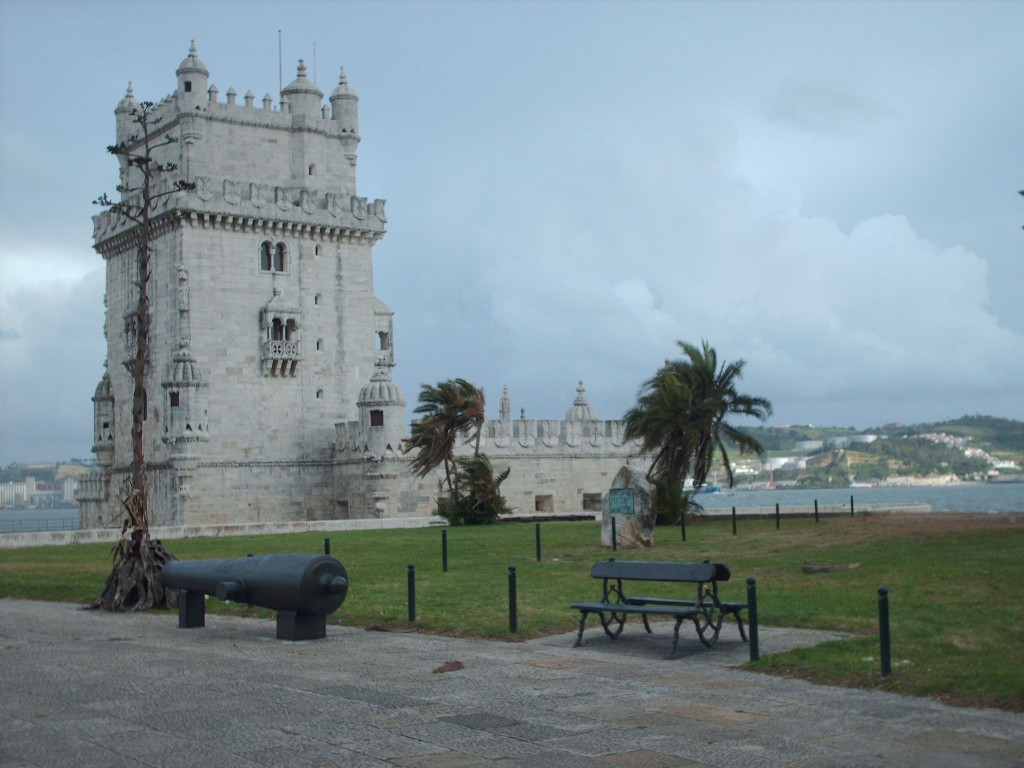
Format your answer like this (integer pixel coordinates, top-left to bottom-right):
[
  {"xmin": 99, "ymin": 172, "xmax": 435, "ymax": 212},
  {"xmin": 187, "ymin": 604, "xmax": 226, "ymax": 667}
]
[{"xmin": 160, "ymin": 553, "xmax": 349, "ymax": 641}]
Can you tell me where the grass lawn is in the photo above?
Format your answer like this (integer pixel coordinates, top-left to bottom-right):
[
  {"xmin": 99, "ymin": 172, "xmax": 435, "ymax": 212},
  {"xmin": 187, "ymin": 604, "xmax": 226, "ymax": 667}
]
[{"xmin": 2, "ymin": 512, "xmax": 1022, "ymax": 712}]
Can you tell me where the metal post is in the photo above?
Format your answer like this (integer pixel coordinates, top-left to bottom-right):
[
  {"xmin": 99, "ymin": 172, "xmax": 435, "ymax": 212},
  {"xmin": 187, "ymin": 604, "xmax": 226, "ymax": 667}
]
[
  {"xmin": 535, "ymin": 522, "xmax": 541, "ymax": 562},
  {"xmin": 680, "ymin": 510, "xmax": 686, "ymax": 542},
  {"xmin": 324, "ymin": 537, "xmax": 330, "ymax": 556},
  {"xmin": 508, "ymin": 565, "xmax": 518, "ymax": 634},
  {"xmin": 747, "ymin": 576, "xmax": 759, "ymax": 662},
  {"xmin": 879, "ymin": 586, "xmax": 891, "ymax": 677},
  {"xmin": 814, "ymin": 499, "xmax": 819, "ymax": 523},
  {"xmin": 611, "ymin": 516, "xmax": 617, "ymax": 551},
  {"xmin": 851, "ymin": 495, "xmax": 855, "ymax": 517},
  {"xmin": 732, "ymin": 506, "xmax": 737, "ymax": 536},
  {"xmin": 407, "ymin": 563, "xmax": 416, "ymax": 623},
  {"xmin": 775, "ymin": 502, "xmax": 780, "ymax": 530},
  {"xmin": 442, "ymin": 527, "xmax": 448, "ymax": 572}
]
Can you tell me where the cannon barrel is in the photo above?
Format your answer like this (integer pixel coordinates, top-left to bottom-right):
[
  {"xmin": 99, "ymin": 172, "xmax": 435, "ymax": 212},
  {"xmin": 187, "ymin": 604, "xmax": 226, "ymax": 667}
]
[{"xmin": 161, "ymin": 554, "xmax": 349, "ymax": 616}]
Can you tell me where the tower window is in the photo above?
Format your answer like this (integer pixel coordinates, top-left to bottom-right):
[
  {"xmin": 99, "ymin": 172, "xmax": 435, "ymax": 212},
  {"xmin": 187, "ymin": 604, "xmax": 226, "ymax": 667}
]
[
  {"xmin": 316, "ymin": 389, "xmax": 324, "ymax": 400},
  {"xmin": 260, "ymin": 240, "xmax": 288, "ymax": 273},
  {"xmin": 308, "ymin": 164, "xmax": 316, "ymax": 176},
  {"xmin": 370, "ymin": 410, "xmax": 384, "ymax": 427},
  {"xmin": 184, "ymin": 81, "xmax": 192, "ymax": 93},
  {"xmin": 170, "ymin": 392, "xmax": 180, "ymax": 408}
]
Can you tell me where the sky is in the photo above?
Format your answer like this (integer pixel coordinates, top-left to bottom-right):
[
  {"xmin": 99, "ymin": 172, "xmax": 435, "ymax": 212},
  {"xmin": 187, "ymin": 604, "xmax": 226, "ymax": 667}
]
[{"xmin": 1, "ymin": 1, "xmax": 1022, "ymax": 465}]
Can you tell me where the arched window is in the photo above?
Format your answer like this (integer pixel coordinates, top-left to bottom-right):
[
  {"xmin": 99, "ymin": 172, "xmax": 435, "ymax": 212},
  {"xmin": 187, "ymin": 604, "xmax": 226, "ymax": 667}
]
[
  {"xmin": 271, "ymin": 318, "xmax": 284, "ymax": 341},
  {"xmin": 260, "ymin": 241, "xmax": 288, "ymax": 273},
  {"xmin": 285, "ymin": 318, "xmax": 297, "ymax": 341}
]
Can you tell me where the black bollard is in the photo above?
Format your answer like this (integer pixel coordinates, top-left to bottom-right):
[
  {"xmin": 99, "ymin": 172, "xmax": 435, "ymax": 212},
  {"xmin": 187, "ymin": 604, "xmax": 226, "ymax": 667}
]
[
  {"xmin": 508, "ymin": 565, "xmax": 518, "ymax": 634},
  {"xmin": 611, "ymin": 516, "xmax": 617, "ymax": 551},
  {"xmin": 732, "ymin": 506, "xmax": 737, "ymax": 536},
  {"xmin": 407, "ymin": 563, "xmax": 416, "ymax": 623},
  {"xmin": 324, "ymin": 537, "xmax": 330, "ymax": 556},
  {"xmin": 814, "ymin": 499, "xmax": 819, "ymax": 523},
  {"xmin": 851, "ymin": 495, "xmax": 855, "ymax": 517},
  {"xmin": 775, "ymin": 502, "xmax": 780, "ymax": 530},
  {"xmin": 535, "ymin": 522, "xmax": 542, "ymax": 562},
  {"xmin": 879, "ymin": 586, "xmax": 891, "ymax": 677},
  {"xmin": 442, "ymin": 527, "xmax": 448, "ymax": 572},
  {"xmin": 747, "ymin": 576, "xmax": 759, "ymax": 662},
  {"xmin": 681, "ymin": 510, "xmax": 687, "ymax": 542}
]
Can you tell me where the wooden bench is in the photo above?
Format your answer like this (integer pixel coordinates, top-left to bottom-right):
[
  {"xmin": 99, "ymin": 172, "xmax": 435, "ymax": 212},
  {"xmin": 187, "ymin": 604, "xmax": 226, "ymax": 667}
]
[{"xmin": 571, "ymin": 559, "xmax": 747, "ymax": 658}]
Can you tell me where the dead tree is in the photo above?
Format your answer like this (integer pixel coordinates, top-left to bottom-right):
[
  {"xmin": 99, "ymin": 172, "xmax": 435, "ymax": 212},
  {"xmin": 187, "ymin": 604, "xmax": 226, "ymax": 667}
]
[{"xmin": 92, "ymin": 102, "xmax": 193, "ymax": 611}]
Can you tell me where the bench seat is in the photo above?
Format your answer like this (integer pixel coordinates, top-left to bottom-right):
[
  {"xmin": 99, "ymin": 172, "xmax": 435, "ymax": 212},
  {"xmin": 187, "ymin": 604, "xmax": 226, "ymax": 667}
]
[{"xmin": 625, "ymin": 596, "xmax": 749, "ymax": 642}]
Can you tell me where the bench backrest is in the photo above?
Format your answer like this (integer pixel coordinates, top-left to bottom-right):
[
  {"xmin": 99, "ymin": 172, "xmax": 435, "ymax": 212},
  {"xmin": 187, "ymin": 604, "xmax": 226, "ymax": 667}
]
[{"xmin": 591, "ymin": 559, "xmax": 718, "ymax": 584}]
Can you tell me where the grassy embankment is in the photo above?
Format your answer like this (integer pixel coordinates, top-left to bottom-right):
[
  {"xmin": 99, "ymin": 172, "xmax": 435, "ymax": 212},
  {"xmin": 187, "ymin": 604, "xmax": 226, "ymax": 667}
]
[{"xmin": 1, "ymin": 513, "xmax": 1022, "ymax": 712}]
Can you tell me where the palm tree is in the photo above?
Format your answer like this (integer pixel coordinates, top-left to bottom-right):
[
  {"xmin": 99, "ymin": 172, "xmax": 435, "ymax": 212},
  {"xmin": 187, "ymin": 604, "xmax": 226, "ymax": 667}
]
[
  {"xmin": 625, "ymin": 340, "xmax": 772, "ymax": 521},
  {"xmin": 403, "ymin": 378, "xmax": 486, "ymax": 503}
]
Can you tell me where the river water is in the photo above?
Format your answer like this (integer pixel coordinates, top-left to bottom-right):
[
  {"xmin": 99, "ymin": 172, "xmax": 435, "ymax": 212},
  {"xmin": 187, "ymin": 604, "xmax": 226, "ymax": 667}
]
[
  {"xmin": 695, "ymin": 482, "xmax": 1023, "ymax": 514},
  {"xmin": 1, "ymin": 482, "xmax": 1021, "ymax": 533}
]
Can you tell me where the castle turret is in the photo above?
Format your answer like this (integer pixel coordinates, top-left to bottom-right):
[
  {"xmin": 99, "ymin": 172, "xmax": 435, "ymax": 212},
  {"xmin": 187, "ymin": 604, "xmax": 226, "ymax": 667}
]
[
  {"xmin": 281, "ymin": 60, "xmax": 324, "ymax": 118},
  {"xmin": 176, "ymin": 40, "xmax": 209, "ymax": 111},
  {"xmin": 357, "ymin": 362, "xmax": 406, "ymax": 457},
  {"xmin": 114, "ymin": 83, "xmax": 139, "ymax": 144},
  {"xmin": 91, "ymin": 369, "xmax": 114, "ymax": 468},
  {"xmin": 330, "ymin": 67, "xmax": 359, "ymax": 134},
  {"xmin": 565, "ymin": 380, "xmax": 598, "ymax": 421},
  {"xmin": 161, "ymin": 344, "xmax": 209, "ymax": 457}
]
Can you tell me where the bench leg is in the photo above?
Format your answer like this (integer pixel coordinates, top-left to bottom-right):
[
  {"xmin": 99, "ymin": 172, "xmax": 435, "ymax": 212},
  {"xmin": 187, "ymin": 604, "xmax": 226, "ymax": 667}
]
[
  {"xmin": 668, "ymin": 615, "xmax": 685, "ymax": 658},
  {"xmin": 642, "ymin": 613, "xmax": 653, "ymax": 634},
  {"xmin": 599, "ymin": 611, "xmax": 626, "ymax": 640},
  {"xmin": 573, "ymin": 612, "xmax": 589, "ymax": 648},
  {"xmin": 733, "ymin": 610, "xmax": 749, "ymax": 643}
]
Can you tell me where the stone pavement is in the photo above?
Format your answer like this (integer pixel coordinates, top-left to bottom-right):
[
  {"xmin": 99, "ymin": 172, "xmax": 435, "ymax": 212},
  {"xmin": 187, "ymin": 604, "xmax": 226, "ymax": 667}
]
[{"xmin": 1, "ymin": 599, "xmax": 1021, "ymax": 768}]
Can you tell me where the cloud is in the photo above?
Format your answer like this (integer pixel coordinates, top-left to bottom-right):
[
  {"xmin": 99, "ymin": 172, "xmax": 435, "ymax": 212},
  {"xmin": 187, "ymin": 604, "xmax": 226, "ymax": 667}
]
[
  {"xmin": 385, "ymin": 118, "xmax": 1024, "ymax": 429},
  {"xmin": 762, "ymin": 76, "xmax": 889, "ymax": 137},
  {"xmin": 0, "ymin": 254, "xmax": 105, "ymax": 463}
]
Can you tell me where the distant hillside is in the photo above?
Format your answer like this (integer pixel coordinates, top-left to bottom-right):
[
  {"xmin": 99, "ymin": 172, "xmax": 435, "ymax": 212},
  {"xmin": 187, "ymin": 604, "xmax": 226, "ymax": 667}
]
[
  {"xmin": 870, "ymin": 415, "xmax": 1024, "ymax": 453},
  {"xmin": 741, "ymin": 415, "xmax": 1023, "ymax": 454}
]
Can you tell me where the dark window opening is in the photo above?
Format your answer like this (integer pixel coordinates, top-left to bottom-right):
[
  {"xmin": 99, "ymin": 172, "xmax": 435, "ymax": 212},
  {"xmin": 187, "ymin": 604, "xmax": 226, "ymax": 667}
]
[
  {"xmin": 370, "ymin": 410, "xmax": 384, "ymax": 427},
  {"xmin": 535, "ymin": 494, "xmax": 553, "ymax": 513},
  {"xmin": 260, "ymin": 241, "xmax": 272, "ymax": 271},
  {"xmin": 273, "ymin": 242, "xmax": 287, "ymax": 272},
  {"xmin": 184, "ymin": 81, "xmax": 192, "ymax": 93},
  {"xmin": 271, "ymin": 318, "xmax": 284, "ymax": 341},
  {"xmin": 170, "ymin": 392, "xmax": 180, "ymax": 408}
]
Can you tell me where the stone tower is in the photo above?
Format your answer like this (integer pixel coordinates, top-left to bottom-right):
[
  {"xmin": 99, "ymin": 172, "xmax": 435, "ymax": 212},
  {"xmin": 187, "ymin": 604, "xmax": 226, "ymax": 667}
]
[{"xmin": 79, "ymin": 43, "xmax": 394, "ymax": 526}]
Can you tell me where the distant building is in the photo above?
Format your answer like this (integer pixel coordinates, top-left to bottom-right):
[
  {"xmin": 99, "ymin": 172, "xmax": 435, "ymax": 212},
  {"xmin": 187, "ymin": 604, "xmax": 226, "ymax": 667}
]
[{"xmin": 79, "ymin": 44, "xmax": 643, "ymax": 528}]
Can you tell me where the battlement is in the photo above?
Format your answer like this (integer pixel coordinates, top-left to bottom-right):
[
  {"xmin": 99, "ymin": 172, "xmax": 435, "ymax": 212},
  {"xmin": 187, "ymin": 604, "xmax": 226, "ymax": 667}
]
[
  {"xmin": 95, "ymin": 44, "xmax": 381, "ymax": 250},
  {"xmin": 333, "ymin": 380, "xmax": 640, "ymax": 461}
]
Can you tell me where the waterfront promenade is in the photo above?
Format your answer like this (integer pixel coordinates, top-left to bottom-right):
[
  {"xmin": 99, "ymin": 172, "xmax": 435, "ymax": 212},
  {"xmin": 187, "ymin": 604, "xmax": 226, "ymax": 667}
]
[{"xmin": 1, "ymin": 599, "xmax": 1021, "ymax": 767}]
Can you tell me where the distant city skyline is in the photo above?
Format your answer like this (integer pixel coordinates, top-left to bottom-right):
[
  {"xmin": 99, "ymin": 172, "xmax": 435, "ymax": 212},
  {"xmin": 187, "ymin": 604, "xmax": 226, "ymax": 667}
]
[{"xmin": 2, "ymin": 2, "xmax": 1023, "ymax": 466}]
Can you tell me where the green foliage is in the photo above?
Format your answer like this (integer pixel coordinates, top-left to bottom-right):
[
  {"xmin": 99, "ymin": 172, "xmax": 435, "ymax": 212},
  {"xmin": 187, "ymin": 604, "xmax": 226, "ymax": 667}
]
[
  {"xmin": 435, "ymin": 454, "xmax": 511, "ymax": 525},
  {"xmin": 624, "ymin": 339, "xmax": 772, "ymax": 513},
  {"xmin": 403, "ymin": 379, "xmax": 510, "ymax": 524}
]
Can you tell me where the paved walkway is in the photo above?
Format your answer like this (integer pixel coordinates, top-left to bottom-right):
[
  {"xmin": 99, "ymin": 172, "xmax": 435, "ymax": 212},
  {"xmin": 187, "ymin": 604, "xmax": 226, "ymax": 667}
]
[{"xmin": 1, "ymin": 599, "xmax": 1021, "ymax": 767}]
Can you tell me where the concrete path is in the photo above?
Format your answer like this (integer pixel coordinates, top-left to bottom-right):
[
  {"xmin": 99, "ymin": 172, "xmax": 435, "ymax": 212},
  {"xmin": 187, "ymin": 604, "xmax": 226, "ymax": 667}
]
[{"xmin": 1, "ymin": 599, "xmax": 1020, "ymax": 767}]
